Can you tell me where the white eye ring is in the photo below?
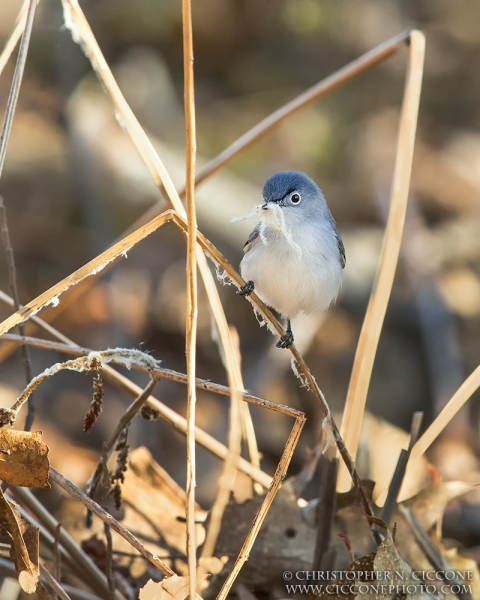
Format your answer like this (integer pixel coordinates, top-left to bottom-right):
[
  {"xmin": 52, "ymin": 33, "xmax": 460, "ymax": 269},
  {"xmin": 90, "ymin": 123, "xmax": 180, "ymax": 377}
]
[{"xmin": 290, "ymin": 192, "xmax": 301, "ymax": 204}]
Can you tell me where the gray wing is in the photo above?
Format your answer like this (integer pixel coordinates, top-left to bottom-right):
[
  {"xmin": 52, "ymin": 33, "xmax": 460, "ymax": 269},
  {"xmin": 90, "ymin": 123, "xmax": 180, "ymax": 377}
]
[
  {"xmin": 336, "ymin": 230, "xmax": 346, "ymax": 269},
  {"xmin": 243, "ymin": 224, "xmax": 260, "ymax": 254}
]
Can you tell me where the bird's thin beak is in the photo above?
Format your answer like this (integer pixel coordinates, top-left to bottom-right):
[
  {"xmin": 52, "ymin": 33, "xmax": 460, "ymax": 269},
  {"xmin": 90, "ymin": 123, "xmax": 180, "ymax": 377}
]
[{"xmin": 261, "ymin": 202, "xmax": 269, "ymax": 210}]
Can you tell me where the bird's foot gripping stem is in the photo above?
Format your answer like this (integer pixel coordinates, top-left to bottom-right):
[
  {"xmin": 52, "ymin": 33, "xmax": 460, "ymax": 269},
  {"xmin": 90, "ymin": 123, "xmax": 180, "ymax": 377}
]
[
  {"xmin": 237, "ymin": 280, "xmax": 255, "ymax": 296},
  {"xmin": 276, "ymin": 319, "xmax": 294, "ymax": 349}
]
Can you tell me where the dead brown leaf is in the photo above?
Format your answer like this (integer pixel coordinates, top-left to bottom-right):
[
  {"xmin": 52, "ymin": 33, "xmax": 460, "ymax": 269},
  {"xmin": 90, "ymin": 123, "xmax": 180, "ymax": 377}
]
[
  {"xmin": 0, "ymin": 429, "xmax": 50, "ymax": 488},
  {"xmin": 0, "ymin": 487, "xmax": 40, "ymax": 594},
  {"xmin": 139, "ymin": 575, "xmax": 205, "ymax": 600}
]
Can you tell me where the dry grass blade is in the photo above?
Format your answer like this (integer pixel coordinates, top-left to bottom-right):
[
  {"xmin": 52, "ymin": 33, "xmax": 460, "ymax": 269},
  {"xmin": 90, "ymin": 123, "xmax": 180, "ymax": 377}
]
[
  {"xmin": 181, "ymin": 0, "xmax": 198, "ymax": 594},
  {"xmin": 338, "ymin": 30, "xmax": 426, "ymax": 491},
  {"xmin": 408, "ymin": 364, "xmax": 480, "ymax": 469},
  {"xmin": 0, "ymin": 0, "xmax": 40, "ymax": 78},
  {"xmin": 49, "ymin": 467, "xmax": 175, "ymax": 578},
  {"xmin": 201, "ymin": 328, "xmax": 243, "ymax": 559},
  {"xmin": 0, "ymin": 211, "xmax": 173, "ymax": 336},
  {"xmin": 0, "ymin": 0, "xmax": 37, "ymax": 179},
  {"xmin": 216, "ymin": 415, "xmax": 306, "ymax": 600},
  {"xmin": 192, "ymin": 32, "xmax": 411, "ymax": 190}
]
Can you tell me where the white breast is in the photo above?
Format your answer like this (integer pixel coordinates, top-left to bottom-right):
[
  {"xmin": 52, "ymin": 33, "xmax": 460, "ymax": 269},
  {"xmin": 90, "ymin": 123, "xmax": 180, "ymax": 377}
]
[{"xmin": 240, "ymin": 217, "xmax": 343, "ymax": 319}]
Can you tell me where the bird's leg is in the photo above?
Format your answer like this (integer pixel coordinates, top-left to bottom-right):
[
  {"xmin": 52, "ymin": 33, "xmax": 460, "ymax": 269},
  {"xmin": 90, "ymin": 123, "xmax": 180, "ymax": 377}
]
[
  {"xmin": 237, "ymin": 280, "xmax": 255, "ymax": 296},
  {"xmin": 276, "ymin": 318, "xmax": 294, "ymax": 349}
]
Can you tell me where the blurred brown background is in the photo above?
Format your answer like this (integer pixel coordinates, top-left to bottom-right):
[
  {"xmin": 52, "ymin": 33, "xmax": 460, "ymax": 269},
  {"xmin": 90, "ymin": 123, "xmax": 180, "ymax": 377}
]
[{"xmin": 1, "ymin": 0, "xmax": 480, "ymax": 543}]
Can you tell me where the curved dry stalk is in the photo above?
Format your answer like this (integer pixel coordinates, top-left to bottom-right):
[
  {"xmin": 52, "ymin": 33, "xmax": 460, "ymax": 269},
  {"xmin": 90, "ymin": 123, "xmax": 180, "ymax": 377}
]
[
  {"xmin": 337, "ymin": 30, "xmax": 426, "ymax": 491},
  {"xmin": 0, "ymin": 348, "xmax": 159, "ymax": 426},
  {"xmin": 0, "ymin": 333, "xmax": 295, "ymax": 416},
  {"xmin": 49, "ymin": 467, "xmax": 175, "ymax": 578}
]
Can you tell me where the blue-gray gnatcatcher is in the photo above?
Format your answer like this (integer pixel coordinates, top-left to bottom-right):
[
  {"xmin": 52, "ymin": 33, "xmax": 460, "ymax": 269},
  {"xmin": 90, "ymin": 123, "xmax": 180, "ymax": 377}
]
[{"xmin": 236, "ymin": 170, "xmax": 345, "ymax": 349}]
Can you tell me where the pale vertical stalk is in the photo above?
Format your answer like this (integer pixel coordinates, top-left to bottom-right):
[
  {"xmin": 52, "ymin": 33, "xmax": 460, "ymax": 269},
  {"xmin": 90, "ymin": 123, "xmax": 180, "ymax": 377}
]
[
  {"xmin": 337, "ymin": 31, "xmax": 425, "ymax": 491},
  {"xmin": 182, "ymin": 0, "xmax": 198, "ymax": 596},
  {"xmin": 201, "ymin": 328, "xmax": 243, "ymax": 559}
]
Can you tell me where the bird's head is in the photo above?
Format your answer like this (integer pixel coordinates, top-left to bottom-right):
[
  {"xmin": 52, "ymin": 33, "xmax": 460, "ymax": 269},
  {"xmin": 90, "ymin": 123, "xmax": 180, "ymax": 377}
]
[{"xmin": 262, "ymin": 171, "xmax": 327, "ymax": 218}]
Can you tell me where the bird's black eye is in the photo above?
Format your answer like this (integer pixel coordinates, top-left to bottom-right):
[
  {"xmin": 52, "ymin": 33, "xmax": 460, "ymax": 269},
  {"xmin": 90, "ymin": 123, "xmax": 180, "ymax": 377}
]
[{"xmin": 291, "ymin": 192, "xmax": 301, "ymax": 204}]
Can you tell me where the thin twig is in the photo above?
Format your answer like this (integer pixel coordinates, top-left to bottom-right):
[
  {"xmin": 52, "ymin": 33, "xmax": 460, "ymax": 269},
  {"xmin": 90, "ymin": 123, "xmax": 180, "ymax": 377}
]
[
  {"xmin": 40, "ymin": 563, "xmax": 72, "ymax": 600},
  {"xmin": 182, "ymin": 0, "xmax": 198, "ymax": 593},
  {"xmin": 398, "ymin": 505, "xmax": 474, "ymax": 600},
  {"xmin": 0, "ymin": 0, "xmax": 37, "ymax": 179},
  {"xmin": 100, "ymin": 452, "xmax": 116, "ymax": 600},
  {"xmin": 0, "ymin": 197, "xmax": 34, "ymax": 430},
  {"xmin": 53, "ymin": 523, "xmax": 62, "ymax": 600},
  {"xmin": 10, "ymin": 486, "xmax": 119, "ymax": 599},
  {"xmin": 338, "ymin": 30, "xmax": 426, "ymax": 491},
  {"xmin": 0, "ymin": 333, "xmax": 295, "ymax": 416},
  {"xmin": 49, "ymin": 467, "xmax": 176, "ymax": 578}
]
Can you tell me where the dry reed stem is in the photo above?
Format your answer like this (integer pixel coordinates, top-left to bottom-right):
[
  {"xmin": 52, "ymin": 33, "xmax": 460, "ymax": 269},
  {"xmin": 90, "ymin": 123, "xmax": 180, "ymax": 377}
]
[
  {"xmin": 0, "ymin": 211, "xmax": 173, "ymax": 335},
  {"xmin": 49, "ymin": 467, "xmax": 175, "ymax": 578},
  {"xmin": 60, "ymin": 0, "xmax": 260, "ymax": 525},
  {"xmin": 201, "ymin": 328, "xmax": 243, "ymax": 559},
  {"xmin": 0, "ymin": 0, "xmax": 37, "ymax": 179},
  {"xmin": 181, "ymin": 0, "xmax": 198, "ymax": 593},
  {"xmin": 11, "ymin": 486, "xmax": 119, "ymax": 599},
  {"xmin": 216, "ymin": 415, "xmax": 306, "ymax": 600},
  {"xmin": 408, "ymin": 364, "xmax": 480, "ymax": 469},
  {"xmin": 0, "ymin": 0, "xmax": 40, "ymax": 78},
  {"xmin": 338, "ymin": 30, "xmax": 426, "ymax": 491}
]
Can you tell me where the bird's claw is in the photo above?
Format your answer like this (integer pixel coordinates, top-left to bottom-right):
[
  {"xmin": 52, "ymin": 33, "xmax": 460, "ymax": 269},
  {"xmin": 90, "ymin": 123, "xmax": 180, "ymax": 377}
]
[
  {"xmin": 237, "ymin": 280, "xmax": 255, "ymax": 296},
  {"xmin": 276, "ymin": 331, "xmax": 294, "ymax": 349}
]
